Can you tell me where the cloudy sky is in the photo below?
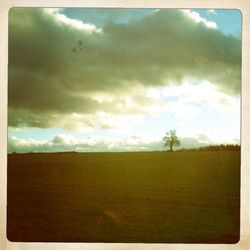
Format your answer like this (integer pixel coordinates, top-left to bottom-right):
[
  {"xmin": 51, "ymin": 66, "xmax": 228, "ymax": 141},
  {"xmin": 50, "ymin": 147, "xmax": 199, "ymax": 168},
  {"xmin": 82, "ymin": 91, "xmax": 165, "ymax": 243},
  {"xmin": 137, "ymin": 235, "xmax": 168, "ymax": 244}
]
[{"xmin": 8, "ymin": 8, "xmax": 241, "ymax": 153}]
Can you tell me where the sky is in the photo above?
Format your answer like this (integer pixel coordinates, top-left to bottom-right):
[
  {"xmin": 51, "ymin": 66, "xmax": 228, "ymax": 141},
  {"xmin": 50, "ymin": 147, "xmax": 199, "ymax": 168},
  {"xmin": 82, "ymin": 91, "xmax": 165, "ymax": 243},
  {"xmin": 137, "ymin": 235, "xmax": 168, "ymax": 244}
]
[{"xmin": 8, "ymin": 8, "xmax": 241, "ymax": 153}]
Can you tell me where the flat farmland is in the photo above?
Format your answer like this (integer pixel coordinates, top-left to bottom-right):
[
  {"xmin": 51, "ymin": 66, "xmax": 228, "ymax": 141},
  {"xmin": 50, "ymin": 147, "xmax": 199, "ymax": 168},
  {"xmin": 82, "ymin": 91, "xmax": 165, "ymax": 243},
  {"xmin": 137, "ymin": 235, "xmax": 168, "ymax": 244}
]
[{"xmin": 7, "ymin": 151, "xmax": 240, "ymax": 243}]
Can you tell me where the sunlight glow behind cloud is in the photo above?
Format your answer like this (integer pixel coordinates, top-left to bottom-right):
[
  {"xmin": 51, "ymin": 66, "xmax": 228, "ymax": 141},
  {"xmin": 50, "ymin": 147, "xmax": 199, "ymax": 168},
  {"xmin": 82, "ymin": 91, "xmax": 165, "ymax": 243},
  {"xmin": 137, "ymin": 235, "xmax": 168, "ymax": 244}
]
[
  {"xmin": 8, "ymin": 8, "xmax": 241, "ymax": 131},
  {"xmin": 8, "ymin": 8, "xmax": 241, "ymax": 151}
]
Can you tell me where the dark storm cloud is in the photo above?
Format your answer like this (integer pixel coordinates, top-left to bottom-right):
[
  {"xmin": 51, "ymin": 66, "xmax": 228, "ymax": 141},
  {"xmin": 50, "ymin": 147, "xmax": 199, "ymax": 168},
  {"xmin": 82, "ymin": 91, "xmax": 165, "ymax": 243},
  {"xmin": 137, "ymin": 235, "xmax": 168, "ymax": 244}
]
[{"xmin": 8, "ymin": 8, "xmax": 241, "ymax": 129}]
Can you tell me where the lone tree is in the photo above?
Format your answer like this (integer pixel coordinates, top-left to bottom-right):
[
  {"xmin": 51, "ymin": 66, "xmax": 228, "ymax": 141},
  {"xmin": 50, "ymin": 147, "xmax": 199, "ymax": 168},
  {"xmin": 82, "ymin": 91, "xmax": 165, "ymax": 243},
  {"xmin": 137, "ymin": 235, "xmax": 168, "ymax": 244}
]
[{"xmin": 163, "ymin": 130, "xmax": 181, "ymax": 151}]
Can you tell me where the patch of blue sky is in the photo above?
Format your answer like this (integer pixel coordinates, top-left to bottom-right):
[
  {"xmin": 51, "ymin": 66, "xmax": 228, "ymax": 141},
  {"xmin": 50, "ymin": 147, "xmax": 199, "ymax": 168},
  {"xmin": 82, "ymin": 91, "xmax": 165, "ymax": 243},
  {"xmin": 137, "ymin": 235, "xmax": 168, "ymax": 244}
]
[
  {"xmin": 8, "ymin": 127, "xmax": 95, "ymax": 141},
  {"xmin": 163, "ymin": 96, "xmax": 179, "ymax": 102},
  {"xmin": 195, "ymin": 9, "xmax": 242, "ymax": 37},
  {"xmin": 8, "ymin": 126, "xmax": 133, "ymax": 141},
  {"xmin": 132, "ymin": 113, "xmax": 178, "ymax": 139},
  {"xmin": 8, "ymin": 127, "xmax": 65, "ymax": 140}
]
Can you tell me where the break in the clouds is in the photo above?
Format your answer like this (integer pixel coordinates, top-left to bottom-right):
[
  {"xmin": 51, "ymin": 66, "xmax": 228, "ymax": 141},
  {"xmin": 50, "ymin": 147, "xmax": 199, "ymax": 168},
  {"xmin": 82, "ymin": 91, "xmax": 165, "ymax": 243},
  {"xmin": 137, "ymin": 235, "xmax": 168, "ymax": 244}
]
[{"xmin": 8, "ymin": 8, "xmax": 241, "ymax": 131}]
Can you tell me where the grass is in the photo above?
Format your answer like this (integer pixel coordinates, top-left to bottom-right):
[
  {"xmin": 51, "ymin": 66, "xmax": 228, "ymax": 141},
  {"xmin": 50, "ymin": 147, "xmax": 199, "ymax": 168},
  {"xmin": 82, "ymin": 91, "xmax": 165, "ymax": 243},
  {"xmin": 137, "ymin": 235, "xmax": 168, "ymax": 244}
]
[{"xmin": 7, "ymin": 151, "xmax": 240, "ymax": 243}]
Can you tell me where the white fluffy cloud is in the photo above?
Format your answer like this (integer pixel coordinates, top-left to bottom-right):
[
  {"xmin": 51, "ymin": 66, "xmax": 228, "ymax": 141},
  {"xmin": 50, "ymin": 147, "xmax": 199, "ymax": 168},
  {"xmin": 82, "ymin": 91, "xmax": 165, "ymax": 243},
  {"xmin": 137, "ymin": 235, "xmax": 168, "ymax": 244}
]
[
  {"xmin": 44, "ymin": 8, "xmax": 101, "ymax": 33},
  {"xmin": 182, "ymin": 10, "xmax": 217, "ymax": 29},
  {"xmin": 8, "ymin": 134, "xmax": 162, "ymax": 153}
]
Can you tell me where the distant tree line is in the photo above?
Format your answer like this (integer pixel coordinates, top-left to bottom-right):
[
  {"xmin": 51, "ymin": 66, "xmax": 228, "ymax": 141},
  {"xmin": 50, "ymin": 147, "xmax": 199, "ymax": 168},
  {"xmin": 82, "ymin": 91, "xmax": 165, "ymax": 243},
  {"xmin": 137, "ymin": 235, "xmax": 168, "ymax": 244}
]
[
  {"xmin": 176, "ymin": 144, "xmax": 240, "ymax": 152},
  {"xmin": 162, "ymin": 130, "xmax": 240, "ymax": 152}
]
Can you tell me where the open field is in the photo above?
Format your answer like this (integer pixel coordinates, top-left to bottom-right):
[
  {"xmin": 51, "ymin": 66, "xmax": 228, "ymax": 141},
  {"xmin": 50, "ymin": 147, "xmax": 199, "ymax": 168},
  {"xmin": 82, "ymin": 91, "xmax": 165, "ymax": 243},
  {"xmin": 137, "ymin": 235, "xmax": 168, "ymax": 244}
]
[{"xmin": 7, "ymin": 151, "xmax": 240, "ymax": 243}]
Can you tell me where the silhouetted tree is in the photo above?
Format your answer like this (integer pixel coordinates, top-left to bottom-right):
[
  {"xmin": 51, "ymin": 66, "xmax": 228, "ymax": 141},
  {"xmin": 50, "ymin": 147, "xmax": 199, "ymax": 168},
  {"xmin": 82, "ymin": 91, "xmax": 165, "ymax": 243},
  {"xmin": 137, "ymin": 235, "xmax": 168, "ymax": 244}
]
[{"xmin": 163, "ymin": 130, "xmax": 181, "ymax": 151}]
